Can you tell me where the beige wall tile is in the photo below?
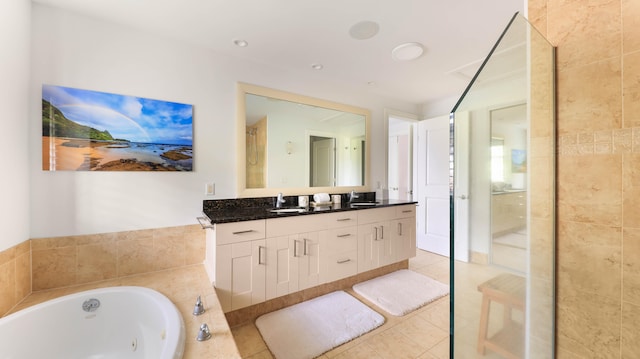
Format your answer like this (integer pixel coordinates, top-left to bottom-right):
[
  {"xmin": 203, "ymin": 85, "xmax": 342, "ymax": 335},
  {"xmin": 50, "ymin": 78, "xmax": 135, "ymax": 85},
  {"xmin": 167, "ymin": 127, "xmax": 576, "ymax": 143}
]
[
  {"xmin": 557, "ymin": 221, "xmax": 621, "ymax": 299},
  {"xmin": 152, "ymin": 234, "xmax": 185, "ymax": 271},
  {"xmin": 556, "ymin": 288, "xmax": 621, "ymax": 358},
  {"xmin": 32, "ymin": 246, "xmax": 76, "ymax": 290},
  {"xmin": 623, "ymin": 154, "xmax": 640, "ymax": 228},
  {"xmin": 77, "ymin": 239, "xmax": 117, "ymax": 284},
  {"xmin": 547, "ymin": 0, "xmax": 621, "ymax": 70},
  {"xmin": 117, "ymin": 237, "xmax": 154, "ymax": 277},
  {"xmin": 623, "ymin": 228, "xmax": 640, "ymax": 305},
  {"xmin": 621, "ymin": 301, "xmax": 640, "ymax": 357},
  {"xmin": 15, "ymin": 251, "xmax": 31, "ymax": 302},
  {"xmin": 0, "ymin": 246, "xmax": 15, "ymax": 266},
  {"xmin": 530, "ymin": 217, "xmax": 554, "ymax": 281},
  {"xmin": 623, "ymin": 51, "xmax": 640, "ymax": 128},
  {"xmin": 557, "ymin": 58, "xmax": 622, "ymax": 135},
  {"xmin": 32, "ymin": 236, "xmax": 76, "ymax": 250},
  {"xmin": 557, "ymin": 154, "xmax": 622, "ymax": 226},
  {"xmin": 622, "ymin": 0, "xmax": 640, "ymax": 53},
  {"xmin": 0, "ymin": 261, "xmax": 16, "ymax": 316}
]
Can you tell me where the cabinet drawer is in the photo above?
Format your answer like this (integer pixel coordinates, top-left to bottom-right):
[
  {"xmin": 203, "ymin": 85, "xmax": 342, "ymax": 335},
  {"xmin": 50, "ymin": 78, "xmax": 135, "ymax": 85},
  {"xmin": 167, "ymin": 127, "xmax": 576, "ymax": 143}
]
[
  {"xmin": 266, "ymin": 215, "xmax": 326, "ymax": 237},
  {"xmin": 324, "ymin": 211, "xmax": 358, "ymax": 228},
  {"xmin": 325, "ymin": 227, "xmax": 358, "ymax": 253},
  {"xmin": 215, "ymin": 220, "xmax": 266, "ymax": 245},
  {"xmin": 357, "ymin": 207, "xmax": 396, "ymax": 224},
  {"xmin": 324, "ymin": 249, "xmax": 358, "ymax": 282},
  {"xmin": 396, "ymin": 204, "xmax": 417, "ymax": 218}
]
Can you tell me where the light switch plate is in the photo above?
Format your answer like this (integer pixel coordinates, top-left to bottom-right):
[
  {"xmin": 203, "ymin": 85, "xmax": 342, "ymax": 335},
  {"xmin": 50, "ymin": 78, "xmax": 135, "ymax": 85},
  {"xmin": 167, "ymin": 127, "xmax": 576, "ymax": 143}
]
[{"xmin": 205, "ymin": 182, "xmax": 215, "ymax": 196}]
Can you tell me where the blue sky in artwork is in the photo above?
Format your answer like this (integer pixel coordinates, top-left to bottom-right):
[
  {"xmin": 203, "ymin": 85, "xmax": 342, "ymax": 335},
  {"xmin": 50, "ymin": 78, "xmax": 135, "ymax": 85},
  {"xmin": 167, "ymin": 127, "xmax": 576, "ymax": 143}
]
[{"xmin": 42, "ymin": 85, "xmax": 193, "ymax": 145}]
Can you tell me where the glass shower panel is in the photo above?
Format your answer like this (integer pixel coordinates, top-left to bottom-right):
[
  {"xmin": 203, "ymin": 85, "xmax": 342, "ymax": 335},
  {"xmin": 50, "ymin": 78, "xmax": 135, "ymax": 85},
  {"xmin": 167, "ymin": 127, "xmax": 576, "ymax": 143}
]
[{"xmin": 450, "ymin": 13, "xmax": 555, "ymax": 359}]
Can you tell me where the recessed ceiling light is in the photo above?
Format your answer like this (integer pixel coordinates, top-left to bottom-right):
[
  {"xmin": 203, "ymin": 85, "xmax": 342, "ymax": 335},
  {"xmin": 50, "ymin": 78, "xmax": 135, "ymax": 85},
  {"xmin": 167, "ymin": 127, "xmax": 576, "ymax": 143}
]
[
  {"xmin": 349, "ymin": 21, "xmax": 380, "ymax": 40},
  {"xmin": 311, "ymin": 63, "xmax": 324, "ymax": 70},
  {"xmin": 233, "ymin": 39, "xmax": 248, "ymax": 47},
  {"xmin": 391, "ymin": 42, "xmax": 425, "ymax": 61},
  {"xmin": 367, "ymin": 81, "xmax": 376, "ymax": 86}
]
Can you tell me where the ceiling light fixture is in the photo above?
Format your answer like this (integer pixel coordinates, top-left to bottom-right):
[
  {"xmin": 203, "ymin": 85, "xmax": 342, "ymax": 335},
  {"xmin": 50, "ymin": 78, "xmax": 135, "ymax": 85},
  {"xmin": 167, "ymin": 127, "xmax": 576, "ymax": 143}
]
[
  {"xmin": 311, "ymin": 63, "xmax": 324, "ymax": 70},
  {"xmin": 349, "ymin": 21, "xmax": 380, "ymax": 40},
  {"xmin": 391, "ymin": 42, "xmax": 425, "ymax": 61},
  {"xmin": 233, "ymin": 39, "xmax": 248, "ymax": 47}
]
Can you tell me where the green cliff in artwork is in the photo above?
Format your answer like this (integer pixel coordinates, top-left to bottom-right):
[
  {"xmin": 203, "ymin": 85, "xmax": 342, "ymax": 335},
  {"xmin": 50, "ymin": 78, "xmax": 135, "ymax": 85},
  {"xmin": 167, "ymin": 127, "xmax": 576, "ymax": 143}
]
[{"xmin": 42, "ymin": 99, "xmax": 116, "ymax": 141}]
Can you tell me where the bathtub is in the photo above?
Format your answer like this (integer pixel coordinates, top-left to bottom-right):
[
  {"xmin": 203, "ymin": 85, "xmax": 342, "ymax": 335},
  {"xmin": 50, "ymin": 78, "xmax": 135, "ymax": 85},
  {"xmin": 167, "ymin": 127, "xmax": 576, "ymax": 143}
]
[{"xmin": 0, "ymin": 286, "xmax": 186, "ymax": 359}]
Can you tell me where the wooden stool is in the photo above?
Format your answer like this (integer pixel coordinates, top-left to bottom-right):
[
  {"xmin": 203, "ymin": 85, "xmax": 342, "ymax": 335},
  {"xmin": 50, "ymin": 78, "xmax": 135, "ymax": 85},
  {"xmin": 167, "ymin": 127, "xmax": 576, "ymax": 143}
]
[{"xmin": 477, "ymin": 273, "xmax": 525, "ymax": 359}]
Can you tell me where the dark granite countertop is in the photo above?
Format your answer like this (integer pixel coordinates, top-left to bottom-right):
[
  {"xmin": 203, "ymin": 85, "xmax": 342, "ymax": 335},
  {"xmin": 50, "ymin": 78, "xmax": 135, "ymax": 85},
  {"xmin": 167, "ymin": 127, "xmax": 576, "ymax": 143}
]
[{"xmin": 202, "ymin": 197, "xmax": 417, "ymax": 224}]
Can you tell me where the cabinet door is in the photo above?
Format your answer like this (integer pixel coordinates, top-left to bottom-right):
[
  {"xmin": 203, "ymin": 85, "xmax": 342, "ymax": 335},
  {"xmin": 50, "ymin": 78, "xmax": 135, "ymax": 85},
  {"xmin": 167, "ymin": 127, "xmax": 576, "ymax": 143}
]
[
  {"xmin": 265, "ymin": 235, "xmax": 298, "ymax": 300},
  {"xmin": 358, "ymin": 221, "xmax": 394, "ymax": 273},
  {"xmin": 394, "ymin": 217, "xmax": 416, "ymax": 261},
  {"xmin": 216, "ymin": 239, "xmax": 266, "ymax": 312},
  {"xmin": 297, "ymin": 231, "xmax": 322, "ymax": 290}
]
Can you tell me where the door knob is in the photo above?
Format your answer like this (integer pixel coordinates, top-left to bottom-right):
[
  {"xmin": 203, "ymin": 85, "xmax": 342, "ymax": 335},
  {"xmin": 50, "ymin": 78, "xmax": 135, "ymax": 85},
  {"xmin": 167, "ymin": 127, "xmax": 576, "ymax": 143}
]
[{"xmin": 457, "ymin": 194, "xmax": 468, "ymax": 200}]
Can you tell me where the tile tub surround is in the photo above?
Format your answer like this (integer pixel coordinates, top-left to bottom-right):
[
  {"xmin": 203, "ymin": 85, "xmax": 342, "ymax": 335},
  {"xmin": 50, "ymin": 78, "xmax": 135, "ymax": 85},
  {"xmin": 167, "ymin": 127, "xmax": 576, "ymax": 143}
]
[
  {"xmin": 31, "ymin": 224, "xmax": 205, "ymax": 291},
  {"xmin": 0, "ymin": 241, "xmax": 31, "ymax": 317},
  {"xmin": 8, "ymin": 265, "xmax": 241, "ymax": 358}
]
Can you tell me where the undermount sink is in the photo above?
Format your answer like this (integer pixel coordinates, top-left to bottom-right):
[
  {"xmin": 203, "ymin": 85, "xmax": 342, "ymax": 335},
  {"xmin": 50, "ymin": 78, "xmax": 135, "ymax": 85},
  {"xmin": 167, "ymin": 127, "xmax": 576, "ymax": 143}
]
[
  {"xmin": 270, "ymin": 208, "xmax": 306, "ymax": 214},
  {"xmin": 349, "ymin": 202, "xmax": 379, "ymax": 207}
]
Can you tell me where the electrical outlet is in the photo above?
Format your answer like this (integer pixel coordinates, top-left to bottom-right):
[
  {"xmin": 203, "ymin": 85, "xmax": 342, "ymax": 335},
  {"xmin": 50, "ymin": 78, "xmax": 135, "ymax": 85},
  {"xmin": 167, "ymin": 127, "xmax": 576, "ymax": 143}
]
[{"xmin": 205, "ymin": 182, "xmax": 215, "ymax": 196}]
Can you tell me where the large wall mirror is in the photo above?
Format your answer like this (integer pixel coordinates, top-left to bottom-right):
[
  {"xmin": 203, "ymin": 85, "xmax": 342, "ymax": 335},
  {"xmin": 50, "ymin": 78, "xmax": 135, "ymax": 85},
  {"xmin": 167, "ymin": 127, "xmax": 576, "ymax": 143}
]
[{"xmin": 237, "ymin": 83, "xmax": 371, "ymax": 198}]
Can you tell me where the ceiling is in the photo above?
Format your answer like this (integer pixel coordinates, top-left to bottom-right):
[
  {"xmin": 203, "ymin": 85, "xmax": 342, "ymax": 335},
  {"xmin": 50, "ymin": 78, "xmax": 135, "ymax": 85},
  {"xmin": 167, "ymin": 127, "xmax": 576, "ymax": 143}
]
[{"xmin": 32, "ymin": 0, "xmax": 524, "ymax": 106}]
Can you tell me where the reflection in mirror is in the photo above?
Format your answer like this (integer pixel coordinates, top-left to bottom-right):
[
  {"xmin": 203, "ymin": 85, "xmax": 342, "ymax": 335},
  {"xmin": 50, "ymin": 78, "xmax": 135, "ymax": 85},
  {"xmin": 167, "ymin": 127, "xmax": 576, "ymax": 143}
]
[{"xmin": 238, "ymin": 83, "xmax": 370, "ymax": 197}]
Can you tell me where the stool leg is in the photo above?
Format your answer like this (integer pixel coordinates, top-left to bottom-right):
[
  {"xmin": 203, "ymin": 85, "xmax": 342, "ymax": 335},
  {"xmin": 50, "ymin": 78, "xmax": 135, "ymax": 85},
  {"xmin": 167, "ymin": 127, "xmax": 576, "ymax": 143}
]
[
  {"xmin": 503, "ymin": 304, "xmax": 512, "ymax": 327},
  {"xmin": 477, "ymin": 296, "xmax": 490, "ymax": 354}
]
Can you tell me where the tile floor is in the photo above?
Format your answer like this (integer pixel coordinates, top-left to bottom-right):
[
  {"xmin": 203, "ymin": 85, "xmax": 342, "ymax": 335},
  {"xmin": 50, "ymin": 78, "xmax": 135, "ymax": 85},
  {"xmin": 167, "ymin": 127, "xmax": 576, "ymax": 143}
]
[{"xmin": 231, "ymin": 249, "xmax": 452, "ymax": 359}]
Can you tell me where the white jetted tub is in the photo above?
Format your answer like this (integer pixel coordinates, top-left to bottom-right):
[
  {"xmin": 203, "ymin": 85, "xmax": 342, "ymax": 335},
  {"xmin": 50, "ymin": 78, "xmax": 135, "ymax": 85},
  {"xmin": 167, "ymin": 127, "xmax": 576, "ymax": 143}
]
[{"xmin": 0, "ymin": 286, "xmax": 186, "ymax": 359}]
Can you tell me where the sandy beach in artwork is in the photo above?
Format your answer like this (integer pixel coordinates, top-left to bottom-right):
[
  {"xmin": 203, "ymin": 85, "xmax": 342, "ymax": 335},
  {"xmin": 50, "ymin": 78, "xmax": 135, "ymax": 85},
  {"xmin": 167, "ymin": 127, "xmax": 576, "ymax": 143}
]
[{"xmin": 42, "ymin": 136, "xmax": 192, "ymax": 171}]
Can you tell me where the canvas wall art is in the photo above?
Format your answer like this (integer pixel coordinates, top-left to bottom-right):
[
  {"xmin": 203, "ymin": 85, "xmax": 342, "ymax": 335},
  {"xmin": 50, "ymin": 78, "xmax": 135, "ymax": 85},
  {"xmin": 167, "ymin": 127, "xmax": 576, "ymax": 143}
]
[
  {"xmin": 511, "ymin": 149, "xmax": 526, "ymax": 173},
  {"xmin": 42, "ymin": 85, "xmax": 193, "ymax": 171}
]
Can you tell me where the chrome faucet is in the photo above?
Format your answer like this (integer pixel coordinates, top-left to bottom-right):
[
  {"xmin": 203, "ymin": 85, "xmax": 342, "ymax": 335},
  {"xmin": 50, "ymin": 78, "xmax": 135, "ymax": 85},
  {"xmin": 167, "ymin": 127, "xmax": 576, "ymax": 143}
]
[
  {"xmin": 276, "ymin": 193, "xmax": 286, "ymax": 208},
  {"xmin": 349, "ymin": 190, "xmax": 360, "ymax": 202}
]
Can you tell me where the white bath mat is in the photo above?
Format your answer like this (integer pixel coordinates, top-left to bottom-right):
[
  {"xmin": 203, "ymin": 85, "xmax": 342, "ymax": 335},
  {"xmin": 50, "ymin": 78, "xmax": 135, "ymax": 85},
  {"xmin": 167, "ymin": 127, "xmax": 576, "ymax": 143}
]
[
  {"xmin": 353, "ymin": 269, "xmax": 449, "ymax": 316},
  {"xmin": 255, "ymin": 291, "xmax": 384, "ymax": 359}
]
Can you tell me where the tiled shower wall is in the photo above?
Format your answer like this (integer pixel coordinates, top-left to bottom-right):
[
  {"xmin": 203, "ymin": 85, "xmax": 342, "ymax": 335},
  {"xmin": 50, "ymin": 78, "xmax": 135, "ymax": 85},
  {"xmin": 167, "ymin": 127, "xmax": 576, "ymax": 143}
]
[
  {"xmin": 0, "ymin": 224, "xmax": 205, "ymax": 317},
  {"xmin": 530, "ymin": 0, "xmax": 640, "ymax": 357}
]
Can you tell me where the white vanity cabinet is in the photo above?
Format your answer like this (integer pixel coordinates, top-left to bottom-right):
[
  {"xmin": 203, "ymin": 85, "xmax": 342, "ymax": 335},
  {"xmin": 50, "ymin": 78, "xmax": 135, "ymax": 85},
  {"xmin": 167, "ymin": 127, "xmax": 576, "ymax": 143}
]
[
  {"xmin": 265, "ymin": 215, "xmax": 325, "ymax": 300},
  {"xmin": 394, "ymin": 205, "xmax": 417, "ymax": 261},
  {"xmin": 320, "ymin": 211, "xmax": 359, "ymax": 283},
  {"xmin": 357, "ymin": 207, "xmax": 396, "ymax": 273},
  {"xmin": 212, "ymin": 203, "xmax": 416, "ymax": 313},
  {"xmin": 214, "ymin": 220, "xmax": 267, "ymax": 312}
]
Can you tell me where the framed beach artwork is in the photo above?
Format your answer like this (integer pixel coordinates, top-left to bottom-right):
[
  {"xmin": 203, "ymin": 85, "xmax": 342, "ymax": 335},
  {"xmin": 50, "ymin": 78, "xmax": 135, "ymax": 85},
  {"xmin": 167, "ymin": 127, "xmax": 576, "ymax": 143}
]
[
  {"xmin": 511, "ymin": 149, "xmax": 526, "ymax": 173},
  {"xmin": 42, "ymin": 85, "xmax": 193, "ymax": 171}
]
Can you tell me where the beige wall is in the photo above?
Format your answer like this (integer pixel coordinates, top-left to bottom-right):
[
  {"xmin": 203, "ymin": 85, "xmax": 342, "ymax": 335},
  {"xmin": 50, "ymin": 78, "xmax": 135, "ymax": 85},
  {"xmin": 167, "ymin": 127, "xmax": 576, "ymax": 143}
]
[{"xmin": 530, "ymin": 0, "xmax": 640, "ymax": 357}]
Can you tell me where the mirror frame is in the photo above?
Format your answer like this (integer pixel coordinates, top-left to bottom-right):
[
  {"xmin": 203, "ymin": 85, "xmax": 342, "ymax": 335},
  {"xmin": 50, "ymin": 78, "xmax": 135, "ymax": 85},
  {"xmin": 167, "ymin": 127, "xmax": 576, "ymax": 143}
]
[{"xmin": 236, "ymin": 82, "xmax": 371, "ymax": 198}]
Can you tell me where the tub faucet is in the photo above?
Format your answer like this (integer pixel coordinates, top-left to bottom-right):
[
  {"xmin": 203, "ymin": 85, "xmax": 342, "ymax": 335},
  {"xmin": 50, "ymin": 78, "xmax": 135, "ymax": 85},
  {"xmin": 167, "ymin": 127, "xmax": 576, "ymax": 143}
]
[
  {"xmin": 276, "ymin": 193, "xmax": 286, "ymax": 208},
  {"xmin": 196, "ymin": 323, "xmax": 212, "ymax": 341},
  {"xmin": 192, "ymin": 295, "xmax": 205, "ymax": 316},
  {"xmin": 349, "ymin": 190, "xmax": 360, "ymax": 202}
]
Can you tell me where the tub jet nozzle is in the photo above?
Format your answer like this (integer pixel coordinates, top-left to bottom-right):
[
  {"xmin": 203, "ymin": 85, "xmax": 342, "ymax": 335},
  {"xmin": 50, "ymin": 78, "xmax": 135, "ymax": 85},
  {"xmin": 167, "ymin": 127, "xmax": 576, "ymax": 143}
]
[
  {"xmin": 192, "ymin": 295, "xmax": 205, "ymax": 316},
  {"xmin": 196, "ymin": 323, "xmax": 212, "ymax": 342}
]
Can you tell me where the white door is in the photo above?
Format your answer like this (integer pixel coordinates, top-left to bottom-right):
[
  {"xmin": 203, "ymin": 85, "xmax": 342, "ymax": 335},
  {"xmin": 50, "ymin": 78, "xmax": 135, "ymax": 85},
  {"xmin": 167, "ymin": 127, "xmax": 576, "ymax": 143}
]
[
  {"xmin": 388, "ymin": 118, "xmax": 414, "ymax": 201},
  {"xmin": 311, "ymin": 137, "xmax": 336, "ymax": 186},
  {"xmin": 416, "ymin": 116, "xmax": 450, "ymax": 256},
  {"xmin": 416, "ymin": 114, "xmax": 470, "ymax": 261}
]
